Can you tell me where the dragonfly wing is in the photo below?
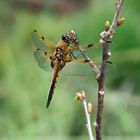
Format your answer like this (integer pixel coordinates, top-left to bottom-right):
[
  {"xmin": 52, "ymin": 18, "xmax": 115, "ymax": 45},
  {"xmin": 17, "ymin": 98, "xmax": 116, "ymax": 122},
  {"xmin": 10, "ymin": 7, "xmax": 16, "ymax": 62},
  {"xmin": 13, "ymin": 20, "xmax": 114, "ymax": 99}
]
[
  {"xmin": 62, "ymin": 59, "xmax": 114, "ymax": 76},
  {"xmin": 74, "ymin": 42, "xmax": 115, "ymax": 59},
  {"xmin": 31, "ymin": 30, "xmax": 55, "ymax": 53},
  {"xmin": 62, "ymin": 45, "xmax": 101, "ymax": 76},
  {"xmin": 62, "ymin": 61, "xmax": 94, "ymax": 76},
  {"xmin": 34, "ymin": 49, "xmax": 53, "ymax": 72},
  {"xmin": 68, "ymin": 44, "xmax": 101, "ymax": 62}
]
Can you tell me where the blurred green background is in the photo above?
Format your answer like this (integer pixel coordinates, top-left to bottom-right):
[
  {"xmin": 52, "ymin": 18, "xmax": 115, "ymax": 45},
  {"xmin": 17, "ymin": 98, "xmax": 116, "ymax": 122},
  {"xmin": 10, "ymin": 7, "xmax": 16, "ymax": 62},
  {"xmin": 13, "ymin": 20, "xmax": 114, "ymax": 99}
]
[{"xmin": 0, "ymin": 0, "xmax": 140, "ymax": 140}]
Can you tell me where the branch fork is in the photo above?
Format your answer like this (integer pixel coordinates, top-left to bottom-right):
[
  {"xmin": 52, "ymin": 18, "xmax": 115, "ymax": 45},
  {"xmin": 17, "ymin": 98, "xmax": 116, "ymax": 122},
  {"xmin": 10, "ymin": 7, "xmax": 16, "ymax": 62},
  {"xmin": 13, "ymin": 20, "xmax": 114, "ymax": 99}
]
[{"xmin": 76, "ymin": 1, "xmax": 125, "ymax": 140}]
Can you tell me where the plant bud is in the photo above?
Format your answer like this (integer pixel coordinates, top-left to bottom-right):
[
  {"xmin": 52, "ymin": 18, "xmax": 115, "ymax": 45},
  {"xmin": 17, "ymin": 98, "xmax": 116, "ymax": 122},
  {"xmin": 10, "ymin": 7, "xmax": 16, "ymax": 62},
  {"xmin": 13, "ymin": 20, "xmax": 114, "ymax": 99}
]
[
  {"xmin": 81, "ymin": 90, "xmax": 86, "ymax": 99},
  {"xmin": 70, "ymin": 29, "xmax": 76, "ymax": 34},
  {"xmin": 88, "ymin": 102, "xmax": 93, "ymax": 114},
  {"xmin": 93, "ymin": 121, "xmax": 98, "ymax": 128},
  {"xmin": 117, "ymin": 18, "xmax": 125, "ymax": 26},
  {"xmin": 116, "ymin": 0, "xmax": 121, "ymax": 7},
  {"xmin": 104, "ymin": 21, "xmax": 110, "ymax": 31},
  {"xmin": 75, "ymin": 91, "xmax": 86, "ymax": 102}
]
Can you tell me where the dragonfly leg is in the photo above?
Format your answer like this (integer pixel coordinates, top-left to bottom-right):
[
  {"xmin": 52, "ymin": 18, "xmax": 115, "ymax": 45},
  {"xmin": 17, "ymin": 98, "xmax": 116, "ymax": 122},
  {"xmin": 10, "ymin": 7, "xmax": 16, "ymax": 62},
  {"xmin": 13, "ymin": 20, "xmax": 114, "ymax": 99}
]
[
  {"xmin": 81, "ymin": 42, "xmax": 99, "ymax": 49},
  {"xmin": 63, "ymin": 56, "xmax": 90, "ymax": 63},
  {"xmin": 63, "ymin": 56, "xmax": 73, "ymax": 62},
  {"xmin": 62, "ymin": 46, "xmax": 77, "ymax": 54}
]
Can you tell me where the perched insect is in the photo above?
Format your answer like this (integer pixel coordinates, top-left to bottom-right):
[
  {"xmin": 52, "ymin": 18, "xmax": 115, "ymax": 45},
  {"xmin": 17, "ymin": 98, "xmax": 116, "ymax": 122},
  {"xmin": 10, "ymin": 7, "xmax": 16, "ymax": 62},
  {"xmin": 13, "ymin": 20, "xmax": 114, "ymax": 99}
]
[
  {"xmin": 32, "ymin": 30, "xmax": 113, "ymax": 108},
  {"xmin": 31, "ymin": 30, "xmax": 92, "ymax": 108}
]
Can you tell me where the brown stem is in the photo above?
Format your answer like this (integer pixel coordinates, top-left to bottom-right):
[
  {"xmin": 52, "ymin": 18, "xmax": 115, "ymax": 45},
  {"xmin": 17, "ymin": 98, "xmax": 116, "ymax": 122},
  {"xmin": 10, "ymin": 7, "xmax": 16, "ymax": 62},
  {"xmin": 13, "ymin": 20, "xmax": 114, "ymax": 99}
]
[
  {"xmin": 75, "ymin": 1, "xmax": 124, "ymax": 140},
  {"xmin": 95, "ymin": 43, "xmax": 109, "ymax": 140},
  {"xmin": 95, "ymin": 0, "xmax": 124, "ymax": 140}
]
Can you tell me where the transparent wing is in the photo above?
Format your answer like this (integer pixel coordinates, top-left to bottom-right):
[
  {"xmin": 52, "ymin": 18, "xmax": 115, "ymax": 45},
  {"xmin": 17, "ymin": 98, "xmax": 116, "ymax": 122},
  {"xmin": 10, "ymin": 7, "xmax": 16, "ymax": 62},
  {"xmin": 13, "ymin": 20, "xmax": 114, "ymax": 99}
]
[
  {"xmin": 62, "ymin": 43, "xmax": 101, "ymax": 76},
  {"xmin": 61, "ymin": 57, "xmax": 101, "ymax": 76},
  {"xmin": 68, "ymin": 45, "xmax": 100, "ymax": 62},
  {"xmin": 62, "ymin": 43, "xmax": 114, "ymax": 76},
  {"xmin": 34, "ymin": 49, "xmax": 53, "ymax": 72},
  {"xmin": 31, "ymin": 30, "xmax": 55, "ymax": 53},
  {"xmin": 32, "ymin": 30, "xmax": 56, "ymax": 72},
  {"xmin": 61, "ymin": 59, "xmax": 114, "ymax": 76},
  {"xmin": 71, "ymin": 42, "xmax": 115, "ymax": 60}
]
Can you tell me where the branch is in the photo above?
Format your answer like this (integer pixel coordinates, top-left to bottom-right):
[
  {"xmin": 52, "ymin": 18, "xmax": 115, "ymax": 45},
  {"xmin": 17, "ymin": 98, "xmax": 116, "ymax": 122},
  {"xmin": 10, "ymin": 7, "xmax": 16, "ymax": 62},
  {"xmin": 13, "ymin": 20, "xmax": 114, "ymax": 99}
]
[
  {"xmin": 76, "ymin": 91, "xmax": 94, "ymax": 140},
  {"xmin": 77, "ymin": 45, "xmax": 100, "ymax": 78},
  {"xmin": 83, "ymin": 100, "xmax": 94, "ymax": 140},
  {"xmin": 95, "ymin": 0, "xmax": 125, "ymax": 140},
  {"xmin": 75, "ymin": 1, "xmax": 124, "ymax": 140},
  {"xmin": 77, "ymin": 1, "xmax": 124, "ymax": 78},
  {"xmin": 110, "ymin": 0, "xmax": 125, "ymax": 33}
]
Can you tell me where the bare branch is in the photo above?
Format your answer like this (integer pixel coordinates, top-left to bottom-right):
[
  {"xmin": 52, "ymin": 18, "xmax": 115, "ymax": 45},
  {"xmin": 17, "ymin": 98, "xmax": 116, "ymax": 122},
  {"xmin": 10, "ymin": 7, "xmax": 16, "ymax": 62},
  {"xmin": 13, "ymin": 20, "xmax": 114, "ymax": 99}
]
[
  {"xmin": 75, "ymin": 1, "xmax": 124, "ymax": 140},
  {"xmin": 110, "ymin": 0, "xmax": 125, "ymax": 33},
  {"xmin": 95, "ymin": 1, "xmax": 125, "ymax": 140},
  {"xmin": 77, "ymin": 45, "xmax": 100, "ymax": 78},
  {"xmin": 83, "ymin": 100, "xmax": 94, "ymax": 140},
  {"xmin": 76, "ymin": 91, "xmax": 94, "ymax": 140}
]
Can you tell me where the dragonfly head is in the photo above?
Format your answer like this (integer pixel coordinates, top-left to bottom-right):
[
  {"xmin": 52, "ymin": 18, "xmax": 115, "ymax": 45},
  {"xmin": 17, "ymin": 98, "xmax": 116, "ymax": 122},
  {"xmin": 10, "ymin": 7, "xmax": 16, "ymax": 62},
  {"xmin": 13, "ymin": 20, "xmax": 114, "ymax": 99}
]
[
  {"xmin": 61, "ymin": 30, "xmax": 80, "ymax": 47},
  {"xmin": 61, "ymin": 34, "xmax": 70, "ymax": 43}
]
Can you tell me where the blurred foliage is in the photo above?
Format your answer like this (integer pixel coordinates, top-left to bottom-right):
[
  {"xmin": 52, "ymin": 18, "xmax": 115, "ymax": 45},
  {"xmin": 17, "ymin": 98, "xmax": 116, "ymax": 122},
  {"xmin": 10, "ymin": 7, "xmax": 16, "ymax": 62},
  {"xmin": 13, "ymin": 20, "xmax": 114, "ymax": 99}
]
[{"xmin": 0, "ymin": 0, "xmax": 140, "ymax": 139}]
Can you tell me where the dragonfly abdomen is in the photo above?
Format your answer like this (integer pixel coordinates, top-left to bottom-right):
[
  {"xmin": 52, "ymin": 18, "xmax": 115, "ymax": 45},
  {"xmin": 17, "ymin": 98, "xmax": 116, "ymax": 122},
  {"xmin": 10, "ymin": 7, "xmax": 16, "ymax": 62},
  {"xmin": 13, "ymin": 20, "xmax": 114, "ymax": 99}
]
[
  {"xmin": 46, "ymin": 62, "xmax": 61, "ymax": 108},
  {"xmin": 46, "ymin": 79, "xmax": 58, "ymax": 108}
]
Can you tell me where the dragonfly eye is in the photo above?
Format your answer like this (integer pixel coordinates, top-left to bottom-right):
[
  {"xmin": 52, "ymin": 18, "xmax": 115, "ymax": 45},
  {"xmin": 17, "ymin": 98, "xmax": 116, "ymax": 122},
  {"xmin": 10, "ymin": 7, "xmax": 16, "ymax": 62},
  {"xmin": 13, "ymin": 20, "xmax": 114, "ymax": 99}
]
[
  {"xmin": 61, "ymin": 35, "xmax": 66, "ymax": 41},
  {"xmin": 61, "ymin": 34, "xmax": 70, "ymax": 43}
]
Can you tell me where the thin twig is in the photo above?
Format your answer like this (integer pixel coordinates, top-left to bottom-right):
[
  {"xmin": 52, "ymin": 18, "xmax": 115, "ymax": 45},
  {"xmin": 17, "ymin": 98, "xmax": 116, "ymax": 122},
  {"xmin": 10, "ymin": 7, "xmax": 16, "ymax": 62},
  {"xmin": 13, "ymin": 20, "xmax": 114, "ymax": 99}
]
[
  {"xmin": 77, "ymin": 45, "xmax": 100, "ymax": 78},
  {"xmin": 76, "ymin": 91, "xmax": 94, "ymax": 140},
  {"xmin": 110, "ymin": 0, "xmax": 125, "ymax": 33},
  {"xmin": 95, "ymin": 1, "xmax": 124, "ymax": 140},
  {"xmin": 83, "ymin": 100, "xmax": 94, "ymax": 140},
  {"xmin": 76, "ymin": 1, "xmax": 124, "ymax": 140}
]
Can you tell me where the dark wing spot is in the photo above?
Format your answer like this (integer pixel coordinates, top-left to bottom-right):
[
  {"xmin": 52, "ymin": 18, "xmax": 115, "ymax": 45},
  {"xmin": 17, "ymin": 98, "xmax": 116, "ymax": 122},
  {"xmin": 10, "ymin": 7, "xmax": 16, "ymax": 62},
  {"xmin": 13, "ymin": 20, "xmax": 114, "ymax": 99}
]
[
  {"xmin": 37, "ymin": 48, "xmax": 40, "ymax": 51},
  {"xmin": 44, "ymin": 52, "xmax": 47, "ymax": 55},
  {"xmin": 107, "ymin": 60, "xmax": 113, "ymax": 64},
  {"xmin": 41, "ymin": 36, "xmax": 45, "ymax": 40},
  {"xmin": 84, "ymin": 59, "xmax": 90, "ymax": 63},
  {"xmin": 88, "ymin": 44, "xmax": 94, "ymax": 48},
  {"xmin": 106, "ymin": 40, "xmax": 112, "ymax": 43},
  {"xmin": 34, "ymin": 30, "xmax": 37, "ymax": 32}
]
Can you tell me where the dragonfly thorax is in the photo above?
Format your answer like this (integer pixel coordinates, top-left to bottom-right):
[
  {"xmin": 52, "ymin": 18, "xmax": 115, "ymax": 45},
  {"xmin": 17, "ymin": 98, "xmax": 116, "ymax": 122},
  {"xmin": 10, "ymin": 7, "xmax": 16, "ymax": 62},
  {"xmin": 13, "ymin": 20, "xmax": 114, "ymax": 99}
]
[
  {"xmin": 54, "ymin": 47, "xmax": 64, "ymax": 60},
  {"xmin": 55, "ymin": 53, "xmax": 63, "ymax": 59}
]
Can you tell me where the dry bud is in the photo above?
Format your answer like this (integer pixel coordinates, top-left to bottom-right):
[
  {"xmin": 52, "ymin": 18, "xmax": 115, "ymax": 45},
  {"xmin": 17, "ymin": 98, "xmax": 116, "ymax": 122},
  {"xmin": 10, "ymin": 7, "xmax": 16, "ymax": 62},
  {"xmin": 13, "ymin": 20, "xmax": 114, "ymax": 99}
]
[
  {"xmin": 70, "ymin": 29, "xmax": 76, "ymax": 34},
  {"xmin": 99, "ymin": 90, "xmax": 104, "ymax": 95},
  {"xmin": 99, "ymin": 39, "xmax": 105, "ymax": 45},
  {"xmin": 104, "ymin": 21, "xmax": 110, "ymax": 31},
  {"xmin": 93, "ymin": 121, "xmax": 98, "ymax": 128},
  {"xmin": 117, "ymin": 18, "xmax": 125, "ymax": 26},
  {"xmin": 81, "ymin": 90, "xmax": 86, "ymax": 99},
  {"xmin": 108, "ymin": 51, "xmax": 111, "ymax": 56},
  {"xmin": 116, "ymin": 0, "xmax": 121, "ymax": 7},
  {"xmin": 88, "ymin": 102, "xmax": 93, "ymax": 114},
  {"xmin": 75, "ymin": 91, "xmax": 86, "ymax": 102}
]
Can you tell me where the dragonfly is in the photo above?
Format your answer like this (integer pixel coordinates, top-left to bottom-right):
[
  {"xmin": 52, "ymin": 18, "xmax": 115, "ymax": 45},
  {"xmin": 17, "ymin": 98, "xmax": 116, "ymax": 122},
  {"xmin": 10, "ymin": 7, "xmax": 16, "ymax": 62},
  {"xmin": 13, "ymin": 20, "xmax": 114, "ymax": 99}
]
[{"xmin": 31, "ymin": 30, "xmax": 108, "ymax": 108}]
